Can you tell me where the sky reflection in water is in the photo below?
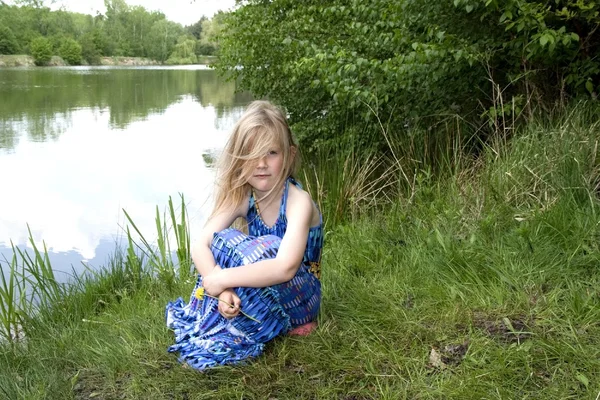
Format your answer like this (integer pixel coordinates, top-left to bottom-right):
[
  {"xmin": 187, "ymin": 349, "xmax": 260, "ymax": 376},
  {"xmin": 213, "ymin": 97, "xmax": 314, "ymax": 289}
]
[{"xmin": 0, "ymin": 80, "xmax": 247, "ymax": 278}]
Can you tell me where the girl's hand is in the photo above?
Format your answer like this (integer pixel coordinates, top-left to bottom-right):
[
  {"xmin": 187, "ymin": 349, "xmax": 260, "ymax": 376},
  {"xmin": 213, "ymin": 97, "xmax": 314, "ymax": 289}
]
[
  {"xmin": 203, "ymin": 265, "xmax": 228, "ymax": 297},
  {"xmin": 218, "ymin": 289, "xmax": 241, "ymax": 319}
]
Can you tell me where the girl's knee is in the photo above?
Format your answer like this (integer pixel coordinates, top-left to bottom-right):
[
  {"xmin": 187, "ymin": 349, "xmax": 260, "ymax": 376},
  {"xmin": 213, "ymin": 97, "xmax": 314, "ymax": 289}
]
[{"xmin": 210, "ymin": 229, "xmax": 283, "ymax": 269}]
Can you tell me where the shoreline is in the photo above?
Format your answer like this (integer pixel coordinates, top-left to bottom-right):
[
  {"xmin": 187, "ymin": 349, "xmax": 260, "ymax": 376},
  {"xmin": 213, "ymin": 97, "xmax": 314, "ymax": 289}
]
[{"xmin": 0, "ymin": 54, "xmax": 216, "ymax": 68}]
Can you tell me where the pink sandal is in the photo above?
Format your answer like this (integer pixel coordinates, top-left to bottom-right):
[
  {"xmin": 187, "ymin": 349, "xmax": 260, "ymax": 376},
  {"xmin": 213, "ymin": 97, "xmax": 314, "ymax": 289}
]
[{"xmin": 288, "ymin": 321, "xmax": 318, "ymax": 336}]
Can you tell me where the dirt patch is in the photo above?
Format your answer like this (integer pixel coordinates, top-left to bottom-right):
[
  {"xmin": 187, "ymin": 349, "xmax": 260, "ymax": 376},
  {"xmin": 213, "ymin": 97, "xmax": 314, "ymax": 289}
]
[
  {"xmin": 284, "ymin": 359, "xmax": 306, "ymax": 374},
  {"xmin": 72, "ymin": 369, "xmax": 130, "ymax": 400},
  {"xmin": 100, "ymin": 57, "xmax": 159, "ymax": 66},
  {"xmin": 0, "ymin": 55, "xmax": 35, "ymax": 67},
  {"xmin": 403, "ymin": 293, "xmax": 415, "ymax": 309},
  {"xmin": 48, "ymin": 56, "xmax": 67, "ymax": 66},
  {"xmin": 473, "ymin": 312, "xmax": 533, "ymax": 344},
  {"xmin": 427, "ymin": 341, "xmax": 469, "ymax": 370},
  {"xmin": 0, "ymin": 55, "xmax": 69, "ymax": 67}
]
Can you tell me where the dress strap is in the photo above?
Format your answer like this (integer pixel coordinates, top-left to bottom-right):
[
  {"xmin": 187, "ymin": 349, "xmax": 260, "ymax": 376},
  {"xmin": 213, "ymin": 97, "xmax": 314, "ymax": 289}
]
[
  {"xmin": 288, "ymin": 176, "xmax": 302, "ymax": 189},
  {"xmin": 279, "ymin": 177, "xmax": 291, "ymax": 217}
]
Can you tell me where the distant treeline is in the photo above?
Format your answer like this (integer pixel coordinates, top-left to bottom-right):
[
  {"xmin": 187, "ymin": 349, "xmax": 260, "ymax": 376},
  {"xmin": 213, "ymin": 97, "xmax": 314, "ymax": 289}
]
[{"xmin": 0, "ymin": 0, "xmax": 224, "ymax": 65}]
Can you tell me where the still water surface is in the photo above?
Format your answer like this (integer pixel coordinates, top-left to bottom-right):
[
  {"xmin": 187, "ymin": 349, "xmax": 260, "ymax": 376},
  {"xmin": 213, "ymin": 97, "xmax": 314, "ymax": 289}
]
[{"xmin": 0, "ymin": 65, "xmax": 252, "ymax": 279}]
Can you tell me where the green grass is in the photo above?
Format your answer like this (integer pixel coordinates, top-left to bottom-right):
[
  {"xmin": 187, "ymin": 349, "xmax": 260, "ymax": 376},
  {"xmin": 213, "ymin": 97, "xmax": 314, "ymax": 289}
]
[{"xmin": 2, "ymin": 106, "xmax": 600, "ymax": 398}]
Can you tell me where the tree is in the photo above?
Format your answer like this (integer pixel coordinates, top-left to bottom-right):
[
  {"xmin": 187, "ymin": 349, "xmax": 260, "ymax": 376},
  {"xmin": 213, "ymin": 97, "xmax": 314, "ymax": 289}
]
[
  {"xmin": 167, "ymin": 35, "xmax": 197, "ymax": 64},
  {"xmin": 13, "ymin": 0, "xmax": 56, "ymax": 7},
  {"xmin": 146, "ymin": 19, "xmax": 181, "ymax": 61},
  {"xmin": 0, "ymin": 26, "xmax": 19, "ymax": 54},
  {"xmin": 79, "ymin": 31, "xmax": 101, "ymax": 64},
  {"xmin": 127, "ymin": 6, "xmax": 158, "ymax": 57},
  {"xmin": 45, "ymin": 9, "xmax": 75, "ymax": 37},
  {"xmin": 90, "ymin": 24, "xmax": 111, "ymax": 56},
  {"xmin": 185, "ymin": 17, "xmax": 207, "ymax": 40},
  {"xmin": 103, "ymin": 0, "xmax": 130, "ymax": 56},
  {"xmin": 29, "ymin": 36, "xmax": 52, "ymax": 65},
  {"xmin": 104, "ymin": 0, "xmax": 128, "ymax": 17},
  {"xmin": 199, "ymin": 12, "xmax": 225, "ymax": 54}
]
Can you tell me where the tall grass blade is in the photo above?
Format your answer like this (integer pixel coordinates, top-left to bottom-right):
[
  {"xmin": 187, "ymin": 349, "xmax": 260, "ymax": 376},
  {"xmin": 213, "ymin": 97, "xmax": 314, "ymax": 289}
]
[
  {"xmin": 0, "ymin": 253, "xmax": 21, "ymax": 343},
  {"xmin": 14, "ymin": 227, "xmax": 64, "ymax": 311},
  {"xmin": 122, "ymin": 208, "xmax": 174, "ymax": 282},
  {"xmin": 168, "ymin": 194, "xmax": 192, "ymax": 279}
]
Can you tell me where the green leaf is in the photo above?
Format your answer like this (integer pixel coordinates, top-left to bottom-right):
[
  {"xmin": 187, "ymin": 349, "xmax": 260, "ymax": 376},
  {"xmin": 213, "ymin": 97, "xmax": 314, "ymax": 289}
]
[
  {"xmin": 585, "ymin": 80, "xmax": 594, "ymax": 94},
  {"xmin": 576, "ymin": 373, "xmax": 589, "ymax": 388},
  {"xmin": 540, "ymin": 35, "xmax": 548, "ymax": 47},
  {"xmin": 282, "ymin": 37, "xmax": 292, "ymax": 45},
  {"xmin": 465, "ymin": 5, "xmax": 473, "ymax": 13}
]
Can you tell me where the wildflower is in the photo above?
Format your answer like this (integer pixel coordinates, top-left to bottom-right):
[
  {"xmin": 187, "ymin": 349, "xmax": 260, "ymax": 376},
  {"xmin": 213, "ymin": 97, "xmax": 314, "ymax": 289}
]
[{"xmin": 194, "ymin": 285, "xmax": 261, "ymax": 323}]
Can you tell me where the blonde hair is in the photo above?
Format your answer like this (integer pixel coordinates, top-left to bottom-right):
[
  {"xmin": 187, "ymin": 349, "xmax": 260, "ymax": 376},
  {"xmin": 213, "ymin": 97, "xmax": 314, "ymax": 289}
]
[{"xmin": 211, "ymin": 100, "xmax": 299, "ymax": 218}]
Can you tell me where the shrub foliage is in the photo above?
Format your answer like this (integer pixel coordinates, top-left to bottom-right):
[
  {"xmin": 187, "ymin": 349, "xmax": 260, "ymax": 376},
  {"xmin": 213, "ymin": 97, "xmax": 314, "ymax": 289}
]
[
  {"xmin": 58, "ymin": 38, "xmax": 82, "ymax": 65},
  {"xmin": 216, "ymin": 0, "xmax": 600, "ymax": 150},
  {"xmin": 30, "ymin": 36, "xmax": 52, "ymax": 66},
  {"xmin": 0, "ymin": 26, "xmax": 19, "ymax": 54}
]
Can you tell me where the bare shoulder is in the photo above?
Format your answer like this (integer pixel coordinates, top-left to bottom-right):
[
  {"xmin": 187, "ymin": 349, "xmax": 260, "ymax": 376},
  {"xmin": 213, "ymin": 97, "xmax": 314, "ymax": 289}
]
[{"xmin": 287, "ymin": 183, "xmax": 320, "ymax": 226}]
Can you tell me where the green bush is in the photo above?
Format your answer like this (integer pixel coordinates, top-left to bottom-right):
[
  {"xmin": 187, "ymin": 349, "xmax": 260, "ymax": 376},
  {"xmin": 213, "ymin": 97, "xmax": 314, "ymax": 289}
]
[
  {"xmin": 216, "ymin": 0, "xmax": 600, "ymax": 153},
  {"xmin": 195, "ymin": 42, "xmax": 215, "ymax": 56},
  {"xmin": 29, "ymin": 37, "xmax": 52, "ymax": 66},
  {"xmin": 48, "ymin": 34, "xmax": 67, "ymax": 53},
  {"xmin": 58, "ymin": 38, "xmax": 82, "ymax": 65},
  {"xmin": 0, "ymin": 26, "xmax": 19, "ymax": 55}
]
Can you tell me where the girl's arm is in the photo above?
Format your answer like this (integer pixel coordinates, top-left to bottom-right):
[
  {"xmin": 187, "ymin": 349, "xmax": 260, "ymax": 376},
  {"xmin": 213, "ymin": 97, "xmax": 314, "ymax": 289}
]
[
  {"xmin": 191, "ymin": 199, "xmax": 247, "ymax": 277},
  {"xmin": 203, "ymin": 188, "xmax": 314, "ymax": 295}
]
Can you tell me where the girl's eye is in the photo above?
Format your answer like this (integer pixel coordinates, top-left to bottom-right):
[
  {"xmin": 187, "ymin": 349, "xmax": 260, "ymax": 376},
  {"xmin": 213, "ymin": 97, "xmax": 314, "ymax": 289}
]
[{"xmin": 268, "ymin": 150, "xmax": 278, "ymax": 156}]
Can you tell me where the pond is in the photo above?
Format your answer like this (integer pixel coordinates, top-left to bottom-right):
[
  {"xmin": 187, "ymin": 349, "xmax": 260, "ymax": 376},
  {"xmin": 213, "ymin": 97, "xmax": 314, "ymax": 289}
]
[{"xmin": 0, "ymin": 65, "xmax": 252, "ymax": 281}]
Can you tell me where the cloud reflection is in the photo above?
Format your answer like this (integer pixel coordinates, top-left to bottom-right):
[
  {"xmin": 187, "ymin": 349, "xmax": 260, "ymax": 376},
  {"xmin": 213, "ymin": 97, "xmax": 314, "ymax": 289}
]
[{"xmin": 0, "ymin": 97, "xmax": 240, "ymax": 270}]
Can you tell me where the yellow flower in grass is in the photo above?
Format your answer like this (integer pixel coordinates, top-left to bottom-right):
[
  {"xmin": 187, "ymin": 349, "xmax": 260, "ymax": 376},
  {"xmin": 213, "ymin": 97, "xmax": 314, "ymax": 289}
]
[{"xmin": 193, "ymin": 285, "xmax": 261, "ymax": 323}]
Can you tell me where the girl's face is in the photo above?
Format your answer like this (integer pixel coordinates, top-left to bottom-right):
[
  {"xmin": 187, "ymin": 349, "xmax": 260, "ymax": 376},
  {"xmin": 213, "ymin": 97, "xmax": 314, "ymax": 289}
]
[{"xmin": 247, "ymin": 145, "xmax": 285, "ymax": 195}]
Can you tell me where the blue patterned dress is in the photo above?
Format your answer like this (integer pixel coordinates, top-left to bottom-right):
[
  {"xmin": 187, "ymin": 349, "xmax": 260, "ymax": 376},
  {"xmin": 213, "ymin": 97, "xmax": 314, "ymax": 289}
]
[{"xmin": 165, "ymin": 177, "xmax": 323, "ymax": 370}]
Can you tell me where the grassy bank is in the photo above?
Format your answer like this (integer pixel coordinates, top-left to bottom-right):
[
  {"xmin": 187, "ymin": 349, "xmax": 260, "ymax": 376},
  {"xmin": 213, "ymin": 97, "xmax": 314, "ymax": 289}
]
[{"xmin": 1, "ymin": 107, "xmax": 600, "ymax": 398}]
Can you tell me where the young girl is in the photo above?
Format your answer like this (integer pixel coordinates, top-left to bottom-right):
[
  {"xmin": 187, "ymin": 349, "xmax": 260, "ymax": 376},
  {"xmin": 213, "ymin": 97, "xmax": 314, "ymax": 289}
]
[{"xmin": 165, "ymin": 100, "xmax": 323, "ymax": 370}]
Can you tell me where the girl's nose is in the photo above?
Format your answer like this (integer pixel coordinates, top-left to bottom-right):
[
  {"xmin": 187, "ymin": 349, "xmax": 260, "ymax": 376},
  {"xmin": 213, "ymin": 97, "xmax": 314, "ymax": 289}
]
[{"xmin": 257, "ymin": 157, "xmax": 267, "ymax": 168}]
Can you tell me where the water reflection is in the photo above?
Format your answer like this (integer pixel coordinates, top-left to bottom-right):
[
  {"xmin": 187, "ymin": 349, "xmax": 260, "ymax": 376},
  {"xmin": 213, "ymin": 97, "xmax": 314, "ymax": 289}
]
[
  {"xmin": 0, "ymin": 119, "xmax": 19, "ymax": 151},
  {"xmin": 0, "ymin": 66, "xmax": 252, "ymax": 273},
  {"xmin": 0, "ymin": 66, "xmax": 252, "ymax": 150}
]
